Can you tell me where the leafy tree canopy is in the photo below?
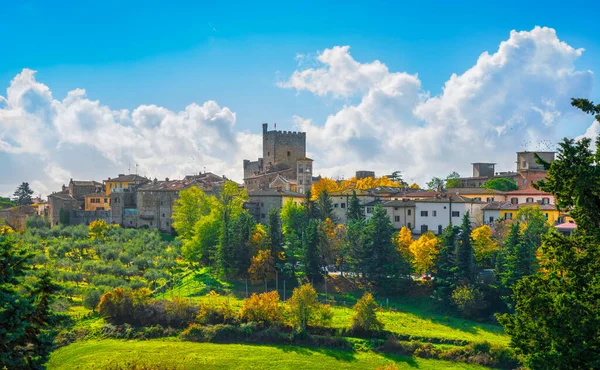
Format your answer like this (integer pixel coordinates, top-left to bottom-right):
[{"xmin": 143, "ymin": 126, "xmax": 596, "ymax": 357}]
[{"xmin": 482, "ymin": 178, "xmax": 518, "ymax": 191}]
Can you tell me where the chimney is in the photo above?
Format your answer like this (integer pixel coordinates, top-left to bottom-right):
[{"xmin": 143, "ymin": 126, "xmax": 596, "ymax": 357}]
[
  {"xmin": 165, "ymin": 177, "xmax": 169, "ymax": 182},
  {"xmin": 153, "ymin": 178, "xmax": 158, "ymax": 184}
]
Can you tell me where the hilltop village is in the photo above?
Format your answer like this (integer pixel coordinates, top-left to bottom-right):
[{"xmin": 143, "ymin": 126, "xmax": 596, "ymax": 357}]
[{"xmin": 1, "ymin": 123, "xmax": 572, "ymax": 235}]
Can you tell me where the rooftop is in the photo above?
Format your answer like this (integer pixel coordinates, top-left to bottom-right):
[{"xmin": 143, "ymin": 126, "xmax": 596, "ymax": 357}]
[{"xmin": 106, "ymin": 174, "xmax": 149, "ymax": 183}]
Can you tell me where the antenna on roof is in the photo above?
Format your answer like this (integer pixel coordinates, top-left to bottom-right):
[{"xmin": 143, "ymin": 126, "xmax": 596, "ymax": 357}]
[{"xmin": 128, "ymin": 163, "xmax": 131, "ymax": 174}]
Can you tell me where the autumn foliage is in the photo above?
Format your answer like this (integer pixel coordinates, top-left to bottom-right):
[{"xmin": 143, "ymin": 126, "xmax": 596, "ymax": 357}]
[{"xmin": 240, "ymin": 291, "xmax": 282, "ymax": 326}]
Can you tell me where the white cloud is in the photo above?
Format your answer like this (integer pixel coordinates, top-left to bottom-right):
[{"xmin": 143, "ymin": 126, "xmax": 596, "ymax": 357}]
[
  {"xmin": 281, "ymin": 26, "xmax": 595, "ymax": 184},
  {"xmin": 0, "ymin": 69, "xmax": 258, "ymax": 196}
]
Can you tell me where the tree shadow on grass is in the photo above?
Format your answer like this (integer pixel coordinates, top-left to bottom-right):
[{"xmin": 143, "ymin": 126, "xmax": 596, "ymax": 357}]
[
  {"xmin": 379, "ymin": 352, "xmax": 420, "ymax": 368},
  {"xmin": 279, "ymin": 345, "xmax": 357, "ymax": 362}
]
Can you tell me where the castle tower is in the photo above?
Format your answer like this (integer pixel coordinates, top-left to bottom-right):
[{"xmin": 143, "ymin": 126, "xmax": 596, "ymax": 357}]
[
  {"xmin": 296, "ymin": 158, "xmax": 313, "ymax": 195},
  {"xmin": 262, "ymin": 123, "xmax": 306, "ymax": 174}
]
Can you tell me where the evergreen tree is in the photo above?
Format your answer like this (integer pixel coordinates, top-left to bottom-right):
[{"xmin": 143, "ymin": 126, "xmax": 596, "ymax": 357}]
[
  {"xmin": 455, "ymin": 213, "xmax": 475, "ymax": 283},
  {"xmin": 499, "ymin": 100, "xmax": 600, "ymax": 368},
  {"xmin": 315, "ymin": 190, "xmax": 335, "ymax": 222},
  {"xmin": 362, "ymin": 205, "xmax": 408, "ymax": 287},
  {"xmin": 267, "ymin": 209, "xmax": 283, "ymax": 261},
  {"xmin": 280, "ymin": 199, "xmax": 307, "ymax": 277},
  {"xmin": 432, "ymin": 224, "xmax": 459, "ymax": 306},
  {"xmin": 0, "ymin": 235, "xmax": 60, "ymax": 369},
  {"xmin": 13, "ymin": 182, "xmax": 34, "ymax": 206},
  {"xmin": 302, "ymin": 220, "xmax": 322, "ymax": 282},
  {"xmin": 347, "ymin": 190, "xmax": 363, "ymax": 222},
  {"xmin": 345, "ymin": 219, "xmax": 368, "ymax": 280},
  {"xmin": 303, "ymin": 190, "xmax": 316, "ymax": 220}
]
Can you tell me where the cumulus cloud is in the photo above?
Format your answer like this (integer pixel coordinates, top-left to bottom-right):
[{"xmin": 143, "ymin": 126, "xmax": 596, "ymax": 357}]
[
  {"xmin": 281, "ymin": 27, "xmax": 595, "ymax": 184},
  {"xmin": 0, "ymin": 70, "xmax": 258, "ymax": 196}
]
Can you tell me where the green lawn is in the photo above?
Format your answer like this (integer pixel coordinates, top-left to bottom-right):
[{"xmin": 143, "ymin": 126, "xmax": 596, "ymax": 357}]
[{"xmin": 48, "ymin": 339, "xmax": 489, "ymax": 370}]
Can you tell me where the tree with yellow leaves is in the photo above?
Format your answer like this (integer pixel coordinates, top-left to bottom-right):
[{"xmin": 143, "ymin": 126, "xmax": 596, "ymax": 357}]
[
  {"xmin": 393, "ymin": 226, "xmax": 413, "ymax": 264},
  {"xmin": 311, "ymin": 178, "xmax": 340, "ymax": 200},
  {"xmin": 88, "ymin": 219, "xmax": 109, "ymax": 239},
  {"xmin": 408, "ymin": 183, "xmax": 420, "ymax": 189},
  {"xmin": 409, "ymin": 232, "xmax": 440, "ymax": 275},
  {"xmin": 471, "ymin": 225, "xmax": 499, "ymax": 268}
]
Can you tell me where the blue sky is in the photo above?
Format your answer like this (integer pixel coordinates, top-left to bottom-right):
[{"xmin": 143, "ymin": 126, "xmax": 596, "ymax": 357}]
[
  {"xmin": 1, "ymin": 1, "xmax": 599, "ymax": 195},
  {"xmin": 2, "ymin": 0, "xmax": 598, "ymax": 132}
]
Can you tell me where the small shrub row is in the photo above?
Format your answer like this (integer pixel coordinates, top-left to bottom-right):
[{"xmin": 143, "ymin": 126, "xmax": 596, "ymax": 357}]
[
  {"xmin": 378, "ymin": 338, "xmax": 519, "ymax": 369},
  {"xmin": 101, "ymin": 324, "xmax": 178, "ymax": 340},
  {"xmin": 180, "ymin": 323, "xmax": 351, "ymax": 349}
]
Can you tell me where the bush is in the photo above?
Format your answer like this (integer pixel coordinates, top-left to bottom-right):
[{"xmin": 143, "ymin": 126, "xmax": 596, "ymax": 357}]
[
  {"xmin": 239, "ymin": 291, "xmax": 282, "ymax": 327},
  {"xmin": 451, "ymin": 285, "xmax": 488, "ymax": 318},
  {"xmin": 197, "ymin": 292, "xmax": 237, "ymax": 325},
  {"xmin": 351, "ymin": 293, "xmax": 384, "ymax": 334},
  {"xmin": 287, "ymin": 283, "xmax": 329, "ymax": 332},
  {"xmin": 83, "ymin": 288, "xmax": 104, "ymax": 310}
]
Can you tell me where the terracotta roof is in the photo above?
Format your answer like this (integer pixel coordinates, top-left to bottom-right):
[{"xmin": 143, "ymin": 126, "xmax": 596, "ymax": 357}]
[
  {"xmin": 414, "ymin": 195, "xmax": 484, "ymax": 204},
  {"xmin": 445, "ymin": 188, "xmax": 506, "ymax": 195},
  {"xmin": 138, "ymin": 179, "xmax": 211, "ymax": 192},
  {"xmin": 555, "ymin": 222, "xmax": 576, "ymax": 230},
  {"xmin": 70, "ymin": 180, "xmax": 103, "ymax": 187},
  {"xmin": 106, "ymin": 174, "xmax": 149, "ymax": 183},
  {"xmin": 382, "ymin": 199, "xmax": 416, "ymax": 207},
  {"xmin": 482, "ymin": 201, "xmax": 556, "ymax": 211},
  {"xmin": 248, "ymin": 189, "xmax": 304, "ymax": 197},
  {"xmin": 48, "ymin": 192, "xmax": 77, "ymax": 202},
  {"xmin": 506, "ymin": 188, "xmax": 552, "ymax": 196}
]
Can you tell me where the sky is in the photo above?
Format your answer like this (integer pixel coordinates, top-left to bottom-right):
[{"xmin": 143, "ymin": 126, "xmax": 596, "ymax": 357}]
[{"xmin": 1, "ymin": 0, "xmax": 599, "ymax": 196}]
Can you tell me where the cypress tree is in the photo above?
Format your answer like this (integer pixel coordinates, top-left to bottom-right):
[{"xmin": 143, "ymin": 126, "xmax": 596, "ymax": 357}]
[
  {"xmin": 302, "ymin": 220, "xmax": 322, "ymax": 282},
  {"xmin": 456, "ymin": 212, "xmax": 475, "ymax": 283},
  {"xmin": 315, "ymin": 190, "xmax": 335, "ymax": 222}
]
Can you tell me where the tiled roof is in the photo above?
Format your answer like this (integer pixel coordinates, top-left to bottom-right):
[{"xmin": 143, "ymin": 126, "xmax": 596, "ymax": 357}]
[
  {"xmin": 382, "ymin": 199, "xmax": 416, "ymax": 207},
  {"xmin": 445, "ymin": 188, "xmax": 505, "ymax": 195},
  {"xmin": 48, "ymin": 191, "xmax": 77, "ymax": 202},
  {"xmin": 106, "ymin": 174, "xmax": 149, "ymax": 183},
  {"xmin": 138, "ymin": 179, "xmax": 210, "ymax": 192},
  {"xmin": 555, "ymin": 222, "xmax": 576, "ymax": 230},
  {"xmin": 70, "ymin": 180, "xmax": 103, "ymax": 187},
  {"xmin": 414, "ymin": 195, "xmax": 484, "ymax": 204},
  {"xmin": 482, "ymin": 201, "xmax": 556, "ymax": 211},
  {"xmin": 248, "ymin": 189, "xmax": 304, "ymax": 197}
]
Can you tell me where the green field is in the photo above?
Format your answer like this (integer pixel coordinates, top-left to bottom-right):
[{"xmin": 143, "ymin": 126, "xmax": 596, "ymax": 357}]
[{"xmin": 48, "ymin": 339, "xmax": 489, "ymax": 370}]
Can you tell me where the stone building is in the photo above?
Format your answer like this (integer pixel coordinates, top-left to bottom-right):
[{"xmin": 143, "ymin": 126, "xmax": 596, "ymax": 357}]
[
  {"xmin": 246, "ymin": 189, "xmax": 304, "ymax": 223},
  {"xmin": 104, "ymin": 174, "xmax": 150, "ymax": 196},
  {"xmin": 66, "ymin": 179, "xmax": 104, "ymax": 208},
  {"xmin": 243, "ymin": 123, "xmax": 313, "ymax": 193},
  {"xmin": 457, "ymin": 151, "xmax": 555, "ymax": 189},
  {"xmin": 48, "ymin": 191, "xmax": 79, "ymax": 227},
  {"xmin": 110, "ymin": 189, "xmax": 138, "ymax": 228}
]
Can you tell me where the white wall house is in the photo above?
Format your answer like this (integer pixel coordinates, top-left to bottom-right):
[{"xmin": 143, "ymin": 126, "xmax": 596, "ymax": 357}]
[{"xmin": 414, "ymin": 196, "xmax": 485, "ymax": 235}]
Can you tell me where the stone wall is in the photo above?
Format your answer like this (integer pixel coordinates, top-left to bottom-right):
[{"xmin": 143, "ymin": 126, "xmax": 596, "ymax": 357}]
[
  {"xmin": 110, "ymin": 191, "xmax": 137, "ymax": 227},
  {"xmin": 136, "ymin": 190, "xmax": 177, "ymax": 233},
  {"xmin": 70, "ymin": 210, "xmax": 111, "ymax": 225},
  {"xmin": 244, "ymin": 169, "xmax": 295, "ymax": 191}
]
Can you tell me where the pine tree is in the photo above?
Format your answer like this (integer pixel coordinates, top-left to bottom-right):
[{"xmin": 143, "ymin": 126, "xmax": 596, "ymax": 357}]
[
  {"xmin": 347, "ymin": 190, "xmax": 363, "ymax": 222},
  {"xmin": 13, "ymin": 182, "xmax": 34, "ymax": 206},
  {"xmin": 455, "ymin": 213, "xmax": 475, "ymax": 283},
  {"xmin": 267, "ymin": 209, "xmax": 283, "ymax": 261},
  {"xmin": 315, "ymin": 190, "xmax": 335, "ymax": 222},
  {"xmin": 302, "ymin": 220, "xmax": 322, "ymax": 282},
  {"xmin": 432, "ymin": 224, "xmax": 459, "ymax": 306},
  {"xmin": 0, "ymin": 235, "xmax": 60, "ymax": 369},
  {"xmin": 346, "ymin": 219, "xmax": 368, "ymax": 280}
]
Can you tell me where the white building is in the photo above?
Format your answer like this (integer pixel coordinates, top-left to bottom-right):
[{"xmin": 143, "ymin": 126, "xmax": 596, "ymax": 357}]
[
  {"xmin": 414, "ymin": 195, "xmax": 485, "ymax": 235},
  {"xmin": 504, "ymin": 189, "xmax": 554, "ymax": 205}
]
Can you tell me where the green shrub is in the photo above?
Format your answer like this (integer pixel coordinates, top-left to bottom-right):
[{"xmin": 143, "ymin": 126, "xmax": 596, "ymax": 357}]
[
  {"xmin": 351, "ymin": 293, "xmax": 383, "ymax": 334},
  {"xmin": 84, "ymin": 288, "xmax": 104, "ymax": 310},
  {"xmin": 451, "ymin": 285, "xmax": 487, "ymax": 318}
]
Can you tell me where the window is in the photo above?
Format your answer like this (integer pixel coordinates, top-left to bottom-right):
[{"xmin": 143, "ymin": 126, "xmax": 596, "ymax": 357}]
[
  {"xmin": 298, "ymin": 165, "xmax": 303, "ymax": 172},
  {"xmin": 366, "ymin": 207, "xmax": 373, "ymax": 214},
  {"xmin": 162, "ymin": 213, "xmax": 165, "ymax": 217},
  {"xmin": 407, "ymin": 222, "xmax": 412, "ymax": 229},
  {"xmin": 522, "ymin": 179, "xmax": 526, "ymax": 186},
  {"xmin": 542, "ymin": 197, "xmax": 550, "ymax": 204},
  {"xmin": 474, "ymin": 197, "xmax": 481, "ymax": 202},
  {"xmin": 486, "ymin": 197, "xmax": 493, "ymax": 203},
  {"xmin": 438, "ymin": 225, "xmax": 443, "ymax": 234},
  {"xmin": 452, "ymin": 211, "xmax": 460, "ymax": 217},
  {"xmin": 334, "ymin": 203, "xmax": 338, "ymax": 208},
  {"xmin": 432, "ymin": 210, "xmax": 437, "ymax": 217},
  {"xmin": 505, "ymin": 212, "xmax": 513, "ymax": 220},
  {"xmin": 421, "ymin": 225, "xmax": 428, "ymax": 233},
  {"xmin": 421, "ymin": 211, "xmax": 428, "ymax": 217},
  {"xmin": 394, "ymin": 216, "xmax": 400, "ymax": 222},
  {"xmin": 287, "ymin": 151, "xmax": 291, "ymax": 157},
  {"xmin": 261, "ymin": 213, "xmax": 266, "ymax": 219},
  {"xmin": 544, "ymin": 213, "xmax": 549, "ymax": 219},
  {"xmin": 489, "ymin": 216, "xmax": 494, "ymax": 223},
  {"xmin": 526, "ymin": 197, "xmax": 534, "ymax": 203},
  {"xmin": 299, "ymin": 179, "xmax": 303, "ymax": 185},
  {"xmin": 104, "ymin": 198, "xmax": 108, "ymax": 203},
  {"xmin": 522, "ymin": 160, "xmax": 527, "ymax": 168},
  {"xmin": 511, "ymin": 198, "xmax": 518, "ymax": 204},
  {"xmin": 267, "ymin": 151, "xmax": 270, "ymax": 156},
  {"xmin": 341, "ymin": 203, "xmax": 346, "ymax": 209},
  {"xmin": 407, "ymin": 209, "xmax": 411, "ymax": 215}
]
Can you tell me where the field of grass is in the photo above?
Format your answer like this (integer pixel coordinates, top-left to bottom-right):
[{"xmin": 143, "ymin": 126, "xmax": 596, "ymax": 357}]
[{"xmin": 47, "ymin": 339, "xmax": 490, "ymax": 370}]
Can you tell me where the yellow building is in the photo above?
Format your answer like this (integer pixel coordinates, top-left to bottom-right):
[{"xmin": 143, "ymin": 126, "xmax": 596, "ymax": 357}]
[
  {"xmin": 499, "ymin": 203, "xmax": 560, "ymax": 225},
  {"xmin": 85, "ymin": 193, "xmax": 109, "ymax": 211},
  {"xmin": 104, "ymin": 174, "xmax": 149, "ymax": 196}
]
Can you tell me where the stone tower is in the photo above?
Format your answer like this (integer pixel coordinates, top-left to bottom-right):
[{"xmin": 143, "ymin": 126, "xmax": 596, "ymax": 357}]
[
  {"xmin": 296, "ymin": 158, "xmax": 313, "ymax": 195},
  {"xmin": 262, "ymin": 123, "xmax": 306, "ymax": 174}
]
